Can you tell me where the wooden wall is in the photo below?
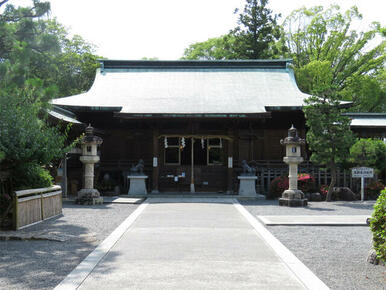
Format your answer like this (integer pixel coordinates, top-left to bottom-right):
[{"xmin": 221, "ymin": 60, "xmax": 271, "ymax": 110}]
[{"xmin": 71, "ymin": 110, "xmax": 306, "ymax": 193}]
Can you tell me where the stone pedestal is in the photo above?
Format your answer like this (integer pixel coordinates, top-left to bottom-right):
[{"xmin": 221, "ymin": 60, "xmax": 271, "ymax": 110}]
[
  {"xmin": 238, "ymin": 176, "xmax": 265, "ymax": 199},
  {"xmin": 128, "ymin": 175, "xmax": 148, "ymax": 195},
  {"xmin": 279, "ymin": 189, "xmax": 308, "ymax": 207},
  {"xmin": 76, "ymin": 189, "xmax": 103, "ymax": 205}
]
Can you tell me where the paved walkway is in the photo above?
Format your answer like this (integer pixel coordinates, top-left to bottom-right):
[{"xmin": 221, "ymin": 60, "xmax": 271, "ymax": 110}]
[{"xmin": 56, "ymin": 198, "xmax": 328, "ymax": 289}]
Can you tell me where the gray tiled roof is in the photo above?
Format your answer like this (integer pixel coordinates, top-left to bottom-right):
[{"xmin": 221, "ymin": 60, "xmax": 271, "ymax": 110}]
[
  {"xmin": 344, "ymin": 113, "xmax": 386, "ymax": 128},
  {"xmin": 52, "ymin": 60, "xmax": 309, "ymax": 114}
]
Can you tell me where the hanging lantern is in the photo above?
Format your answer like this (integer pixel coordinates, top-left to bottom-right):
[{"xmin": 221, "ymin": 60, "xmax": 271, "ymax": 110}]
[
  {"xmin": 201, "ymin": 138, "xmax": 205, "ymax": 149},
  {"xmin": 181, "ymin": 137, "xmax": 186, "ymax": 149},
  {"xmin": 164, "ymin": 137, "xmax": 168, "ymax": 148}
]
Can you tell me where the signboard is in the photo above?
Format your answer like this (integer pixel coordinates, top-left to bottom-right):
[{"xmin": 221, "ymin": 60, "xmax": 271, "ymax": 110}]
[
  {"xmin": 352, "ymin": 167, "xmax": 374, "ymax": 178},
  {"xmin": 228, "ymin": 157, "xmax": 233, "ymax": 169}
]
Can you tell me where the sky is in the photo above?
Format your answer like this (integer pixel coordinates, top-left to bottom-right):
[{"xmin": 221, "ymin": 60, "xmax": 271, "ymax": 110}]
[{"xmin": 5, "ymin": 0, "xmax": 386, "ymax": 59}]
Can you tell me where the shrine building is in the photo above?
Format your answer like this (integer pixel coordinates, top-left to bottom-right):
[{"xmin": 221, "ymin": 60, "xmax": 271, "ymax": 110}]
[{"xmin": 52, "ymin": 59, "xmax": 310, "ymax": 194}]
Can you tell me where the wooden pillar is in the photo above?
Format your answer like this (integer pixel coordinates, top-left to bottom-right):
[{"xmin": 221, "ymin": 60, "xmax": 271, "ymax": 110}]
[
  {"xmin": 227, "ymin": 133, "xmax": 234, "ymax": 194},
  {"xmin": 152, "ymin": 128, "xmax": 160, "ymax": 193}
]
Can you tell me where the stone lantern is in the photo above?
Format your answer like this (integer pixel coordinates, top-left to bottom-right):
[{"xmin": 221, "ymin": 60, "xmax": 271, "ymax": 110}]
[
  {"xmin": 76, "ymin": 124, "xmax": 103, "ymax": 205},
  {"xmin": 279, "ymin": 125, "xmax": 308, "ymax": 207}
]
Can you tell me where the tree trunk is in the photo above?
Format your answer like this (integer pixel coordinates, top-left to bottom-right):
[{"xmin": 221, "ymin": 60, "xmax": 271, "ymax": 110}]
[{"xmin": 326, "ymin": 164, "xmax": 337, "ymax": 202}]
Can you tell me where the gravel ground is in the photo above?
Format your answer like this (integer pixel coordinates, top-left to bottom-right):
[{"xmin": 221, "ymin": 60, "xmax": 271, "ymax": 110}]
[
  {"xmin": 0, "ymin": 201, "xmax": 139, "ymax": 290},
  {"xmin": 241, "ymin": 200, "xmax": 385, "ymax": 290},
  {"xmin": 241, "ymin": 199, "xmax": 376, "ymax": 215}
]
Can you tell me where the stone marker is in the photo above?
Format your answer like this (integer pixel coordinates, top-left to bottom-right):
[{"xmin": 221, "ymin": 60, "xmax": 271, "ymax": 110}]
[{"xmin": 279, "ymin": 125, "xmax": 307, "ymax": 207}]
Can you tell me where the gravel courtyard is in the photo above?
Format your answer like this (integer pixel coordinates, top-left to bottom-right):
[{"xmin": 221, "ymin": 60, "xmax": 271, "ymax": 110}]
[
  {"xmin": 0, "ymin": 201, "xmax": 139, "ymax": 290},
  {"xmin": 241, "ymin": 200, "xmax": 385, "ymax": 290},
  {"xmin": 0, "ymin": 199, "xmax": 384, "ymax": 290}
]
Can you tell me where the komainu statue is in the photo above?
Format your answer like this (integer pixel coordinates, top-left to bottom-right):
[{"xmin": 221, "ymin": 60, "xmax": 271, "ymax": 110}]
[
  {"xmin": 130, "ymin": 159, "xmax": 145, "ymax": 175},
  {"xmin": 241, "ymin": 160, "xmax": 256, "ymax": 176}
]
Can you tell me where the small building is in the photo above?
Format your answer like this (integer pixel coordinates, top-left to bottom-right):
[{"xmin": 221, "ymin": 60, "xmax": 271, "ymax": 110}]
[
  {"xmin": 52, "ymin": 59, "xmax": 310, "ymax": 194},
  {"xmin": 345, "ymin": 113, "xmax": 386, "ymax": 140}
]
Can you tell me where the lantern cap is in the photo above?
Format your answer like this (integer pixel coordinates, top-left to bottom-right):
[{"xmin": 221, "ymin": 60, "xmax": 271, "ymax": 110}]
[
  {"xmin": 280, "ymin": 125, "xmax": 305, "ymax": 146},
  {"xmin": 81, "ymin": 124, "xmax": 103, "ymax": 145}
]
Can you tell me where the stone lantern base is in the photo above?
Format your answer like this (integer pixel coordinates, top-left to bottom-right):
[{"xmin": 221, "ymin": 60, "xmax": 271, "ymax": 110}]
[
  {"xmin": 279, "ymin": 189, "xmax": 308, "ymax": 207},
  {"xmin": 76, "ymin": 189, "xmax": 103, "ymax": 205}
]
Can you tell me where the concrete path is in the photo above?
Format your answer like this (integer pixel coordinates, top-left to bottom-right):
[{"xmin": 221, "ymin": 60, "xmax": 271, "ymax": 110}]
[
  {"xmin": 56, "ymin": 198, "xmax": 328, "ymax": 289},
  {"xmin": 258, "ymin": 215, "xmax": 370, "ymax": 226}
]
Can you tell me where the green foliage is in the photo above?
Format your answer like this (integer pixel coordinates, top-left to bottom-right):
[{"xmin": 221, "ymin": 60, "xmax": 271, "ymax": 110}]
[
  {"xmin": 12, "ymin": 163, "xmax": 53, "ymax": 190},
  {"xmin": 0, "ymin": 2, "xmax": 100, "ymax": 97},
  {"xmin": 340, "ymin": 70, "xmax": 386, "ymax": 112},
  {"xmin": 284, "ymin": 5, "xmax": 385, "ymax": 112},
  {"xmin": 370, "ymin": 188, "xmax": 386, "ymax": 262},
  {"xmin": 0, "ymin": 80, "xmax": 71, "ymax": 172},
  {"xmin": 366, "ymin": 181, "xmax": 385, "ymax": 200},
  {"xmin": 0, "ymin": 0, "xmax": 95, "ymax": 192},
  {"xmin": 350, "ymin": 138, "xmax": 386, "ymax": 175},
  {"xmin": 230, "ymin": 0, "xmax": 283, "ymax": 59},
  {"xmin": 182, "ymin": 0, "xmax": 285, "ymax": 60},
  {"xmin": 182, "ymin": 35, "xmax": 239, "ymax": 60},
  {"xmin": 303, "ymin": 70, "xmax": 356, "ymax": 200}
]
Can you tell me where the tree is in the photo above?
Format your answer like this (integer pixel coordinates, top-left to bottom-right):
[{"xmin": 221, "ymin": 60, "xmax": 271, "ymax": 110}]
[
  {"xmin": 0, "ymin": 0, "xmax": 88, "ymax": 191},
  {"xmin": 350, "ymin": 139, "xmax": 386, "ymax": 178},
  {"xmin": 284, "ymin": 5, "xmax": 385, "ymax": 111},
  {"xmin": 0, "ymin": 78, "xmax": 71, "ymax": 172},
  {"xmin": 231, "ymin": 0, "xmax": 283, "ymax": 59},
  {"xmin": 340, "ymin": 69, "xmax": 386, "ymax": 112},
  {"xmin": 40, "ymin": 19, "xmax": 101, "ymax": 97},
  {"xmin": 302, "ymin": 61, "xmax": 356, "ymax": 201},
  {"xmin": 182, "ymin": 0, "xmax": 285, "ymax": 60},
  {"xmin": 0, "ymin": 1, "xmax": 100, "ymax": 97},
  {"xmin": 182, "ymin": 35, "xmax": 239, "ymax": 60}
]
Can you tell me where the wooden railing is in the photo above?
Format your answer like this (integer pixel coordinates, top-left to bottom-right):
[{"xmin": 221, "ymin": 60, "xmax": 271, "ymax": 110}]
[
  {"xmin": 253, "ymin": 161, "xmax": 361, "ymax": 194},
  {"xmin": 14, "ymin": 185, "xmax": 62, "ymax": 230}
]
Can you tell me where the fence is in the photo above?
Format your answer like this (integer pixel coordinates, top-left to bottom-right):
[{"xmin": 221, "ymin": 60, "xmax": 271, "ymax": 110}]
[
  {"xmin": 14, "ymin": 185, "xmax": 62, "ymax": 230},
  {"xmin": 254, "ymin": 161, "xmax": 362, "ymax": 195}
]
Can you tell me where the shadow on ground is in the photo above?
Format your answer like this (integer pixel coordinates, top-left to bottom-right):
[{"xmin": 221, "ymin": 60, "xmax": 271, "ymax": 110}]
[{"xmin": 0, "ymin": 201, "xmax": 138, "ymax": 290}]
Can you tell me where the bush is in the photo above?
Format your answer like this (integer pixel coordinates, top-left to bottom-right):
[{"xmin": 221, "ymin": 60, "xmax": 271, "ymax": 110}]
[
  {"xmin": 370, "ymin": 188, "xmax": 386, "ymax": 263},
  {"xmin": 269, "ymin": 173, "xmax": 317, "ymax": 199},
  {"xmin": 365, "ymin": 181, "xmax": 385, "ymax": 200},
  {"xmin": 320, "ymin": 184, "xmax": 328, "ymax": 198},
  {"xmin": 12, "ymin": 163, "xmax": 53, "ymax": 190},
  {"xmin": 298, "ymin": 173, "xmax": 317, "ymax": 193},
  {"xmin": 350, "ymin": 139, "xmax": 386, "ymax": 179},
  {"xmin": 269, "ymin": 176, "xmax": 289, "ymax": 199}
]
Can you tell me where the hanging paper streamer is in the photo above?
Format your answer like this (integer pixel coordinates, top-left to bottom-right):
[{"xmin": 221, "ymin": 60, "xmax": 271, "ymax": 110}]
[
  {"xmin": 181, "ymin": 137, "xmax": 186, "ymax": 148},
  {"xmin": 164, "ymin": 137, "xmax": 168, "ymax": 148},
  {"xmin": 201, "ymin": 138, "xmax": 205, "ymax": 149}
]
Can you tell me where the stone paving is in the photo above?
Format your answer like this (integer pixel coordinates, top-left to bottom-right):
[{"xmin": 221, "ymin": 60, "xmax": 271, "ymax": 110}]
[{"xmin": 57, "ymin": 198, "xmax": 326, "ymax": 289}]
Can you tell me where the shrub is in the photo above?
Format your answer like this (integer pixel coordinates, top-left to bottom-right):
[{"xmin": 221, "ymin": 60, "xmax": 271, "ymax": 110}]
[
  {"xmin": 365, "ymin": 181, "xmax": 385, "ymax": 200},
  {"xmin": 269, "ymin": 176, "xmax": 289, "ymax": 199},
  {"xmin": 12, "ymin": 163, "xmax": 53, "ymax": 190},
  {"xmin": 320, "ymin": 185, "xmax": 328, "ymax": 198},
  {"xmin": 269, "ymin": 173, "xmax": 317, "ymax": 199},
  {"xmin": 370, "ymin": 188, "xmax": 386, "ymax": 263},
  {"xmin": 298, "ymin": 173, "xmax": 317, "ymax": 193}
]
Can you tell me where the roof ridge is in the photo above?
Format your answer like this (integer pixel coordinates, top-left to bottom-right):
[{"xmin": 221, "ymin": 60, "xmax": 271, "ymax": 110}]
[{"xmin": 99, "ymin": 59, "xmax": 292, "ymax": 70}]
